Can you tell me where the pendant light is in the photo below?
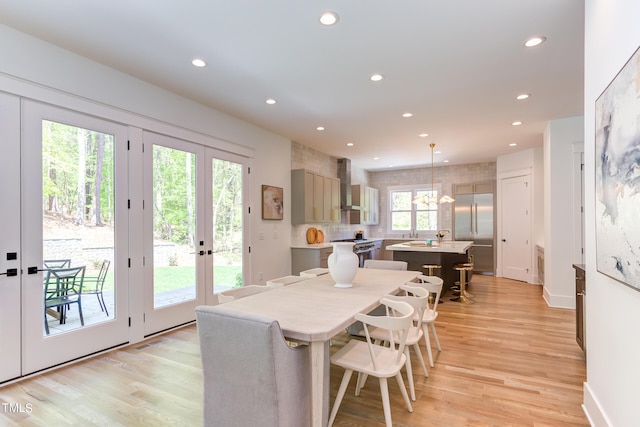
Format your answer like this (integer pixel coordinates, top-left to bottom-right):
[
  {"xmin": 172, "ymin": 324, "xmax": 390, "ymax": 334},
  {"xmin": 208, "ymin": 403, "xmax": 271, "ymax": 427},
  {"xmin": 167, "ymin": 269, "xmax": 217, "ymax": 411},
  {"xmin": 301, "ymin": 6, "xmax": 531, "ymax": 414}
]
[{"xmin": 412, "ymin": 143, "xmax": 455, "ymax": 205}]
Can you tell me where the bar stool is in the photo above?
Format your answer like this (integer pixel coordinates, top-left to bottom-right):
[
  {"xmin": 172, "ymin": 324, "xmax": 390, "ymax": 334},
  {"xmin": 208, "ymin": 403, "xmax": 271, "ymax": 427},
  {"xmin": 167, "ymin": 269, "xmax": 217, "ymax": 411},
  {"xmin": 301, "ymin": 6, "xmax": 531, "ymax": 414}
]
[
  {"xmin": 451, "ymin": 264, "xmax": 474, "ymax": 304},
  {"xmin": 421, "ymin": 264, "xmax": 442, "ymax": 277}
]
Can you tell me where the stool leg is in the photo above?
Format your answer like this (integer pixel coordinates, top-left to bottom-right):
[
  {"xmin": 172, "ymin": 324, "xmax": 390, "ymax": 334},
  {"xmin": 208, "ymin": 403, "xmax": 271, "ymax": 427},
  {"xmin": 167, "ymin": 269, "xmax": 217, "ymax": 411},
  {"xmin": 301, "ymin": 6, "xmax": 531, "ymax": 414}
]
[{"xmin": 459, "ymin": 270, "xmax": 474, "ymax": 304}]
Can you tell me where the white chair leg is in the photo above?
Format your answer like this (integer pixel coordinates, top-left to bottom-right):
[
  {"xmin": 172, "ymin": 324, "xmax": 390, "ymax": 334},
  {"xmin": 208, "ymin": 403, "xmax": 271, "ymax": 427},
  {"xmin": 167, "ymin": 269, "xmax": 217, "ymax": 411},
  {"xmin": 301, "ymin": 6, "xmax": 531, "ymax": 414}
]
[
  {"xmin": 403, "ymin": 347, "xmax": 416, "ymax": 401},
  {"xmin": 430, "ymin": 322, "xmax": 442, "ymax": 351},
  {"xmin": 422, "ymin": 323, "xmax": 435, "ymax": 368},
  {"xmin": 412, "ymin": 343, "xmax": 429, "ymax": 378},
  {"xmin": 328, "ymin": 369, "xmax": 353, "ymax": 427},
  {"xmin": 355, "ymin": 372, "xmax": 369, "ymax": 396},
  {"xmin": 378, "ymin": 377, "xmax": 393, "ymax": 427},
  {"xmin": 394, "ymin": 372, "xmax": 413, "ymax": 413}
]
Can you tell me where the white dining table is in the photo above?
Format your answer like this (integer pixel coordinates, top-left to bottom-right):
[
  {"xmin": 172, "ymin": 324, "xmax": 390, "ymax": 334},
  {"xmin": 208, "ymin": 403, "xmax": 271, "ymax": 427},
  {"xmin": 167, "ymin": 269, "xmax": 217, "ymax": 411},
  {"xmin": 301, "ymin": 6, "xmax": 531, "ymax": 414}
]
[{"xmin": 220, "ymin": 267, "xmax": 421, "ymax": 427}]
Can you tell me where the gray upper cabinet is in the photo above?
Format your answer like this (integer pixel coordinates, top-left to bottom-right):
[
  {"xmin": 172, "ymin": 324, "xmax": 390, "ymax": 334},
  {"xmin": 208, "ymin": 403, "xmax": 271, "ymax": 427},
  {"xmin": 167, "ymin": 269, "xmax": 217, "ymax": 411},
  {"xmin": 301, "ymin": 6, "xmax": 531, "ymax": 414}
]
[
  {"xmin": 291, "ymin": 169, "xmax": 340, "ymax": 224},
  {"xmin": 350, "ymin": 184, "xmax": 379, "ymax": 225},
  {"xmin": 454, "ymin": 181, "xmax": 495, "ymax": 195}
]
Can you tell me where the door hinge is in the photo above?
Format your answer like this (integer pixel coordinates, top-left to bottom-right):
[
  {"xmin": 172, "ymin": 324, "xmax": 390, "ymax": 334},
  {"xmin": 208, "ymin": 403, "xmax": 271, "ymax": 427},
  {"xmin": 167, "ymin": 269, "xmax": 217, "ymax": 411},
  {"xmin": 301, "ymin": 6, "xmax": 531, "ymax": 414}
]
[
  {"xmin": 248, "ymin": 246, "xmax": 251, "ymax": 254},
  {"xmin": 248, "ymin": 166, "xmax": 251, "ymax": 174},
  {"xmin": 128, "ymin": 258, "xmax": 131, "ymax": 268},
  {"xmin": 127, "ymin": 140, "xmax": 130, "ymax": 150},
  {"xmin": 143, "ymin": 256, "xmax": 146, "ymax": 266},
  {"xmin": 128, "ymin": 317, "xmax": 131, "ymax": 327},
  {"xmin": 248, "ymin": 206, "xmax": 251, "ymax": 214}
]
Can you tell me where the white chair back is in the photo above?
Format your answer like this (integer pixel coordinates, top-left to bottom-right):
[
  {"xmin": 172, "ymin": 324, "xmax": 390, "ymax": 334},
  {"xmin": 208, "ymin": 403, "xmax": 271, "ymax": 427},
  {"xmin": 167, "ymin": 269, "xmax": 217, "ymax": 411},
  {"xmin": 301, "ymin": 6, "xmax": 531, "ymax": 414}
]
[
  {"xmin": 217, "ymin": 285, "xmax": 272, "ymax": 304},
  {"xmin": 416, "ymin": 275, "xmax": 444, "ymax": 311},
  {"xmin": 266, "ymin": 275, "xmax": 305, "ymax": 287},
  {"xmin": 363, "ymin": 259, "xmax": 408, "ymax": 270},
  {"xmin": 355, "ymin": 298, "xmax": 414, "ymax": 369}
]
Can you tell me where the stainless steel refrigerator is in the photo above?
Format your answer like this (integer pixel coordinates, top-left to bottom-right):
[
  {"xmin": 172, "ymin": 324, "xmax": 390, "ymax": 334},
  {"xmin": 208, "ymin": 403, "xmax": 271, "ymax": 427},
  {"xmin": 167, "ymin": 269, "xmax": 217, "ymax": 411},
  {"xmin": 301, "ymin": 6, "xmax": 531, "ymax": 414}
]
[{"xmin": 454, "ymin": 193, "xmax": 495, "ymax": 273}]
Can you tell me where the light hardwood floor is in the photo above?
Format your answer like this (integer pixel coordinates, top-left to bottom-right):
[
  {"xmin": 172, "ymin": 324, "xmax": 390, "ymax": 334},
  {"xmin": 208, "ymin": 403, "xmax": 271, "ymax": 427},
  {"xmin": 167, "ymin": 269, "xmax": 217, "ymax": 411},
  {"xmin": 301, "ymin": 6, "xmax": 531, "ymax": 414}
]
[{"xmin": 0, "ymin": 275, "xmax": 588, "ymax": 426}]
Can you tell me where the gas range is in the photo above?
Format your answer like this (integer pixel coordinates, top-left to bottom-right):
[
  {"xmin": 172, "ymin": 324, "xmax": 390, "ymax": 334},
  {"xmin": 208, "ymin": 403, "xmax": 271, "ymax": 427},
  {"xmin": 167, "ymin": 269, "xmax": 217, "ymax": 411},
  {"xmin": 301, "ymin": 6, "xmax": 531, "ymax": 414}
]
[{"xmin": 331, "ymin": 238, "xmax": 376, "ymax": 253}]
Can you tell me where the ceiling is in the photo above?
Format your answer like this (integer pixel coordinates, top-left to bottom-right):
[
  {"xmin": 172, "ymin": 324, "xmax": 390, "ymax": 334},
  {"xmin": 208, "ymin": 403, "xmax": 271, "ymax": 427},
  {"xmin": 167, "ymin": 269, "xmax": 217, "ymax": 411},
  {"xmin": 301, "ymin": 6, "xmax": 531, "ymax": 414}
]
[{"xmin": 0, "ymin": 0, "xmax": 584, "ymax": 171}]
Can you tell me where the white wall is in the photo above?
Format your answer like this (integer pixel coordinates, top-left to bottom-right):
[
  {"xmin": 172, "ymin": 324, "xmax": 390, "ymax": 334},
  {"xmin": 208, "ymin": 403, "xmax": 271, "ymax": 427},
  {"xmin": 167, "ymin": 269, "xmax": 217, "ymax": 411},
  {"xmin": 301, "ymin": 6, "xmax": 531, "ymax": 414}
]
[
  {"xmin": 584, "ymin": 1, "xmax": 640, "ymax": 426},
  {"xmin": 0, "ymin": 25, "xmax": 294, "ymax": 285},
  {"xmin": 543, "ymin": 117, "xmax": 584, "ymax": 308}
]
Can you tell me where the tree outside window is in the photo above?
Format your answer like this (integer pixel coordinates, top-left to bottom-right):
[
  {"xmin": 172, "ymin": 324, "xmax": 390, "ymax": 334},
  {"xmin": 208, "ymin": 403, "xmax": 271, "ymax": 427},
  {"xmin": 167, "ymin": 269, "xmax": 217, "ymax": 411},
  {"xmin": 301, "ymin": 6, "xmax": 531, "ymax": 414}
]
[{"xmin": 389, "ymin": 187, "xmax": 439, "ymax": 233}]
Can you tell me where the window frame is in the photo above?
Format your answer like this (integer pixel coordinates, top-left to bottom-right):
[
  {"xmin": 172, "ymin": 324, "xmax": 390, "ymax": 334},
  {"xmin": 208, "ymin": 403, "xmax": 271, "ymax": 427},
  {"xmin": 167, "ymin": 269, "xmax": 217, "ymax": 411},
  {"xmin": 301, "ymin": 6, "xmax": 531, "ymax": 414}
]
[{"xmin": 387, "ymin": 183, "xmax": 442, "ymax": 235}]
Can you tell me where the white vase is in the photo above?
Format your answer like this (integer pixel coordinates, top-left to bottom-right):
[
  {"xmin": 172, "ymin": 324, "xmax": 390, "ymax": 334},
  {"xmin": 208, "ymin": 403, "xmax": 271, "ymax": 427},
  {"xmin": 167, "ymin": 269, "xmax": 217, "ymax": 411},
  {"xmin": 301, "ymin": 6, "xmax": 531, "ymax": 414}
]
[{"xmin": 328, "ymin": 242, "xmax": 358, "ymax": 288}]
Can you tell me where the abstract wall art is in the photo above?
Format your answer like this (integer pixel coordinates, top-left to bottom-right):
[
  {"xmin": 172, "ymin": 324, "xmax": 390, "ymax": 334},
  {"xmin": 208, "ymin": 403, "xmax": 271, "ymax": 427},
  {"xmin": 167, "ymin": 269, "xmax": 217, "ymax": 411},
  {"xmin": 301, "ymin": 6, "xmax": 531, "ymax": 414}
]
[
  {"xmin": 261, "ymin": 185, "xmax": 283, "ymax": 220},
  {"xmin": 595, "ymin": 44, "xmax": 640, "ymax": 291}
]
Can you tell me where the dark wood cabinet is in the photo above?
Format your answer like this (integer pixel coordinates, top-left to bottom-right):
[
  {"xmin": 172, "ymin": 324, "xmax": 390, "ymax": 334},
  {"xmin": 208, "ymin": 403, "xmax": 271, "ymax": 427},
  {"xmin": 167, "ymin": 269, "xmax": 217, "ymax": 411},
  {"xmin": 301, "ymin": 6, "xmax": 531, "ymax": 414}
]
[{"xmin": 573, "ymin": 264, "xmax": 586, "ymax": 353}]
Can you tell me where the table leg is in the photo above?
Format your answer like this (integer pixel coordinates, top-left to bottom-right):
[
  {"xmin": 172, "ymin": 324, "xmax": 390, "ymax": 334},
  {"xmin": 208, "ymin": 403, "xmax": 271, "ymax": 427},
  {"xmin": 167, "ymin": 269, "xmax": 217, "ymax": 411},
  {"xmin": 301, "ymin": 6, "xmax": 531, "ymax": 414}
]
[{"xmin": 310, "ymin": 341, "xmax": 326, "ymax": 427}]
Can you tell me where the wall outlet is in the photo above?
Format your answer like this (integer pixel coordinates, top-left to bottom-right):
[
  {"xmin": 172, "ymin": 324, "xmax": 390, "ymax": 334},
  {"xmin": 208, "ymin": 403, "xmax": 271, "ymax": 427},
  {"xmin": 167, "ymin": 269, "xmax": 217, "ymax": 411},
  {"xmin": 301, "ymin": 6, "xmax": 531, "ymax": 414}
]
[{"xmin": 258, "ymin": 232, "xmax": 264, "ymax": 240}]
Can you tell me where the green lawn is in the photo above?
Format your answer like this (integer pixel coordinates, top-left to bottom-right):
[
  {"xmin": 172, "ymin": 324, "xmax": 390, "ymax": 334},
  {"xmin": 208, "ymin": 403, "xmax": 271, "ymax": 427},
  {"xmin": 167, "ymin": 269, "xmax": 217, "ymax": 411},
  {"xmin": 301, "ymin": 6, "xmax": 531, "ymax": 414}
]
[{"xmin": 99, "ymin": 265, "xmax": 242, "ymax": 292}]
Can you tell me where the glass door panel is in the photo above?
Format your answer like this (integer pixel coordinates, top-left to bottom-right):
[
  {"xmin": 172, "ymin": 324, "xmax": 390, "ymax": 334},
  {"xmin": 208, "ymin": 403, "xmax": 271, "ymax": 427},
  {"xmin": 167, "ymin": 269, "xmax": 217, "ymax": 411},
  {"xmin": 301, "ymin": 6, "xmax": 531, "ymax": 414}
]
[
  {"xmin": 152, "ymin": 145, "xmax": 197, "ymax": 309},
  {"xmin": 41, "ymin": 120, "xmax": 116, "ymax": 335},
  {"xmin": 210, "ymin": 156, "xmax": 244, "ymax": 294}
]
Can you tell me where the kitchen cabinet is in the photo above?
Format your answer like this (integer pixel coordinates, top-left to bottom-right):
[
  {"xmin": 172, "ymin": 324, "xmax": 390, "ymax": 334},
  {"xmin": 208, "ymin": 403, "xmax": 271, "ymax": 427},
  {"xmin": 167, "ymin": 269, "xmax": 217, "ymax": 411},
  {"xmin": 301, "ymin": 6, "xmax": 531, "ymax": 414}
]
[
  {"xmin": 454, "ymin": 181, "xmax": 495, "ymax": 195},
  {"xmin": 291, "ymin": 169, "xmax": 340, "ymax": 224},
  {"xmin": 291, "ymin": 246, "xmax": 333, "ymax": 275},
  {"xmin": 350, "ymin": 185, "xmax": 379, "ymax": 225},
  {"xmin": 382, "ymin": 239, "xmax": 407, "ymax": 260}
]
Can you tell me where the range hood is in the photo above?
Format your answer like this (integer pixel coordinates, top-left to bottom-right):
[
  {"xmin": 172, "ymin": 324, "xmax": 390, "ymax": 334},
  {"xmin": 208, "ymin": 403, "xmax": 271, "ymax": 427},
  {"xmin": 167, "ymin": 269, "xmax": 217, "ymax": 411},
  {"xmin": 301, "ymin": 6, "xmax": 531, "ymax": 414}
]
[{"xmin": 337, "ymin": 158, "xmax": 360, "ymax": 211}]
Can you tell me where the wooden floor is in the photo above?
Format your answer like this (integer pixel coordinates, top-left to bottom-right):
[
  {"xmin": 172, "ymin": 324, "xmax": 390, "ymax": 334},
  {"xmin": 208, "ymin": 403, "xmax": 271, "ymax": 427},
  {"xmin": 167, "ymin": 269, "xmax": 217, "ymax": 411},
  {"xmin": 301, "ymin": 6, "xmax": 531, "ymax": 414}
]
[{"xmin": 0, "ymin": 275, "xmax": 588, "ymax": 426}]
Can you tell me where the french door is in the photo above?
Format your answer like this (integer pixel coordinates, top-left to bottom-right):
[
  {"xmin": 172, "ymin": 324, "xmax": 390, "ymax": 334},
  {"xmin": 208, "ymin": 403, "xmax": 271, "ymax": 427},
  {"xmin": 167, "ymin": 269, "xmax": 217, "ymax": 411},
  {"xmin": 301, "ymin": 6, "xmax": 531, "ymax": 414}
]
[
  {"xmin": 0, "ymin": 93, "xmax": 21, "ymax": 382},
  {"xmin": 21, "ymin": 100, "xmax": 129, "ymax": 373},
  {"xmin": 142, "ymin": 132, "xmax": 248, "ymax": 335}
]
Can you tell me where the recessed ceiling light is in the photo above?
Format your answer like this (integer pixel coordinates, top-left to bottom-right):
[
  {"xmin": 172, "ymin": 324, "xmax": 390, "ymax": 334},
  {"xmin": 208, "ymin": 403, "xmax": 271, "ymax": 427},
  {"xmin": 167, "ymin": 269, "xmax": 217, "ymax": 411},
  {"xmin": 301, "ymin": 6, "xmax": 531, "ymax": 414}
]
[
  {"xmin": 373, "ymin": 157, "xmax": 380, "ymax": 160},
  {"xmin": 346, "ymin": 142, "xmax": 354, "ymax": 147},
  {"xmin": 402, "ymin": 113, "xmax": 413, "ymax": 118},
  {"xmin": 516, "ymin": 94, "xmax": 530, "ymax": 100},
  {"xmin": 443, "ymin": 160, "xmax": 450, "ymax": 163},
  {"xmin": 266, "ymin": 99, "xmax": 277, "ymax": 105},
  {"xmin": 435, "ymin": 150, "xmax": 442, "ymax": 154},
  {"xmin": 509, "ymin": 143, "xmax": 518, "ymax": 147},
  {"xmin": 524, "ymin": 36, "xmax": 546, "ymax": 47},
  {"xmin": 316, "ymin": 126, "xmax": 325, "ymax": 131},
  {"xmin": 419, "ymin": 133, "xmax": 429, "ymax": 138},
  {"xmin": 370, "ymin": 73, "xmax": 384, "ymax": 82},
  {"xmin": 191, "ymin": 58, "xmax": 206, "ymax": 67},
  {"xmin": 512, "ymin": 121, "xmax": 522, "ymax": 126},
  {"xmin": 320, "ymin": 11, "xmax": 339, "ymax": 26}
]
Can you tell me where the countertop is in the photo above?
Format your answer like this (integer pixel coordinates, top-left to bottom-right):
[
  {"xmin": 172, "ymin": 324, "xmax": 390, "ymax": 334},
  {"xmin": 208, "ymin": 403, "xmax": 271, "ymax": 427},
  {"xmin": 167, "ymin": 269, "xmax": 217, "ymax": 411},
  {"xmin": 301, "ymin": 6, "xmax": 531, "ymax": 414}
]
[{"xmin": 385, "ymin": 240, "xmax": 473, "ymax": 254}]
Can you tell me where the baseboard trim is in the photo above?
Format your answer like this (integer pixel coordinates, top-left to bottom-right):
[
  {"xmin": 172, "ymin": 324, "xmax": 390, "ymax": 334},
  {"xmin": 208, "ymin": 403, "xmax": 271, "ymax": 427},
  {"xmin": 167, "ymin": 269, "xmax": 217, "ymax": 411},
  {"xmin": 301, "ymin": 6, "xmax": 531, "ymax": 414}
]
[{"xmin": 583, "ymin": 381, "xmax": 612, "ymax": 427}]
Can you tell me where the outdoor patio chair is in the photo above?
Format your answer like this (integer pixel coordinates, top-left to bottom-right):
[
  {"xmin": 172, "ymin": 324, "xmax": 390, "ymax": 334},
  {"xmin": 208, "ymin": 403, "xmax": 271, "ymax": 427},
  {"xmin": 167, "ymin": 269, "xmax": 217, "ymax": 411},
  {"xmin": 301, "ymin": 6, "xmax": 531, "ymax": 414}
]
[
  {"xmin": 81, "ymin": 259, "xmax": 111, "ymax": 316},
  {"xmin": 44, "ymin": 265, "xmax": 86, "ymax": 335}
]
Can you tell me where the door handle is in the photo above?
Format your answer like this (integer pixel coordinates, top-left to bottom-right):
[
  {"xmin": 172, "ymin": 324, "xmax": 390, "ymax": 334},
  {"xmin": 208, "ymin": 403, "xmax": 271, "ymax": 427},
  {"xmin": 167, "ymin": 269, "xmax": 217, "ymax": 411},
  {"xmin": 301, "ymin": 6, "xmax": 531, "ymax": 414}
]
[
  {"xmin": 501, "ymin": 239, "xmax": 506, "ymax": 242},
  {"xmin": 28, "ymin": 266, "xmax": 48, "ymax": 275},
  {"xmin": 0, "ymin": 268, "xmax": 18, "ymax": 277}
]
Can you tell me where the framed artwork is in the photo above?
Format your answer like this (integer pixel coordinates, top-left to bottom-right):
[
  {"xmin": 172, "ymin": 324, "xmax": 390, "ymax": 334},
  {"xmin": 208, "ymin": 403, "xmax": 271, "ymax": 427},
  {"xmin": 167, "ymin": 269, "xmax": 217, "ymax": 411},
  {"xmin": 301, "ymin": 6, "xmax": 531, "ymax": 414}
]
[
  {"xmin": 261, "ymin": 185, "xmax": 284, "ymax": 220},
  {"xmin": 595, "ymin": 44, "xmax": 640, "ymax": 291}
]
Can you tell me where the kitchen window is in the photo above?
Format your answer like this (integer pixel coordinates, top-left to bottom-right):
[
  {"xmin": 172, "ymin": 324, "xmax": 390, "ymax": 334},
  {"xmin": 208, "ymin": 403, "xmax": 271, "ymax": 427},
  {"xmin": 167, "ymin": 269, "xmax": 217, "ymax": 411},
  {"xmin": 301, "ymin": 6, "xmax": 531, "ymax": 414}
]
[{"xmin": 389, "ymin": 185, "xmax": 439, "ymax": 233}]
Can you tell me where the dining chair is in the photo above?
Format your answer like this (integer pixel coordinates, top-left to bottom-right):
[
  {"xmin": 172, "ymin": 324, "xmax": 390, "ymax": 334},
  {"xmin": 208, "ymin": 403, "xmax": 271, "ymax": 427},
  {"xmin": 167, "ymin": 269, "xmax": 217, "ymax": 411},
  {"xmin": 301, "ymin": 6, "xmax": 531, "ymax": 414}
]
[
  {"xmin": 415, "ymin": 274, "xmax": 444, "ymax": 367},
  {"xmin": 81, "ymin": 259, "xmax": 110, "ymax": 316},
  {"xmin": 195, "ymin": 305, "xmax": 315, "ymax": 427},
  {"xmin": 43, "ymin": 259, "xmax": 71, "ymax": 269},
  {"xmin": 346, "ymin": 259, "xmax": 408, "ymax": 336},
  {"xmin": 363, "ymin": 259, "xmax": 408, "ymax": 270},
  {"xmin": 216, "ymin": 284, "xmax": 272, "ymax": 303},
  {"xmin": 367, "ymin": 284, "xmax": 430, "ymax": 401},
  {"xmin": 44, "ymin": 265, "xmax": 86, "ymax": 335},
  {"xmin": 328, "ymin": 298, "xmax": 414, "ymax": 427},
  {"xmin": 265, "ymin": 275, "xmax": 306, "ymax": 287}
]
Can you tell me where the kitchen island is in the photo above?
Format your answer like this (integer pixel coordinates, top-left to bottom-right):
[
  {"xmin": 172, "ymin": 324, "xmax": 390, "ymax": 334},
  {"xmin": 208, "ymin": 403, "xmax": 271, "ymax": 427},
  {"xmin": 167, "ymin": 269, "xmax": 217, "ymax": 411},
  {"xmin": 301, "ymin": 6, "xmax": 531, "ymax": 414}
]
[{"xmin": 386, "ymin": 240, "xmax": 473, "ymax": 296}]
